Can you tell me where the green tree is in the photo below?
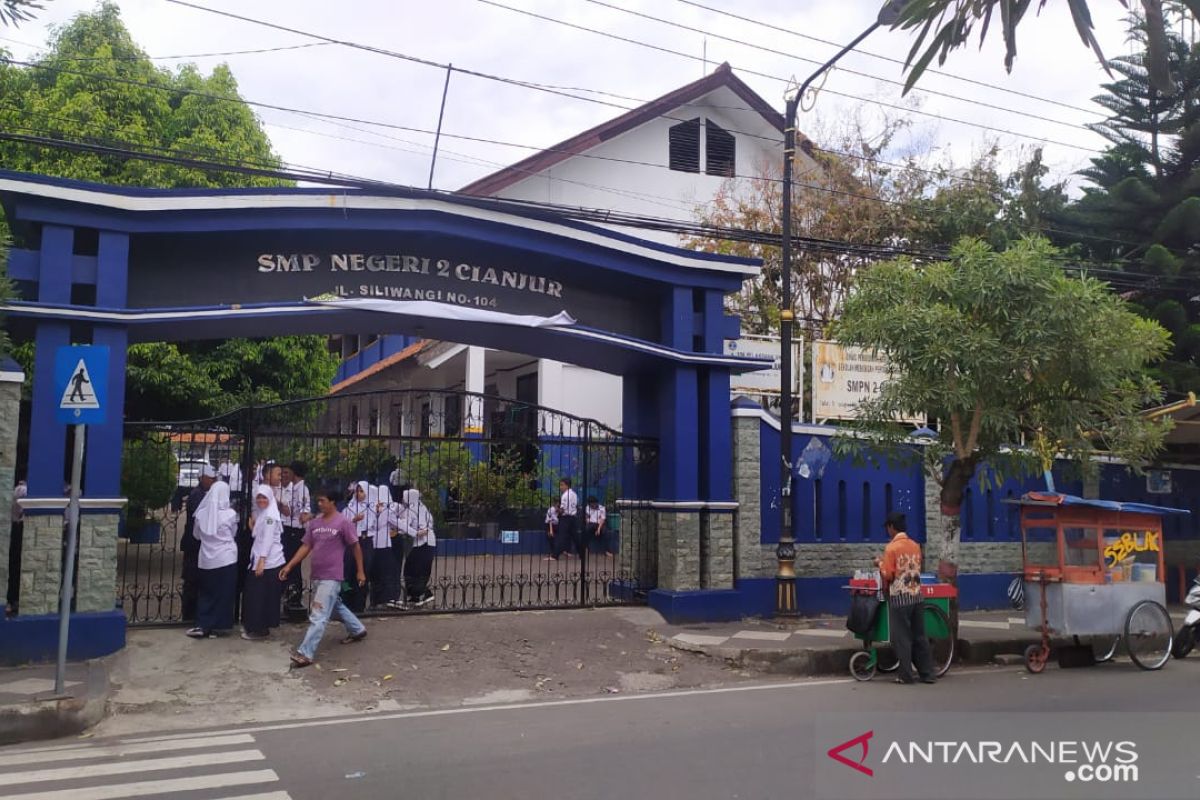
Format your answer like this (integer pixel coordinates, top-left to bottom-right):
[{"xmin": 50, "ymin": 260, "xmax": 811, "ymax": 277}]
[
  {"xmin": 0, "ymin": 3, "xmax": 339, "ymax": 419},
  {"xmin": 1063, "ymin": 15, "xmax": 1200, "ymax": 393},
  {"xmin": 833, "ymin": 237, "xmax": 1171, "ymax": 576},
  {"xmin": 893, "ymin": 0, "xmax": 1197, "ymax": 95}
]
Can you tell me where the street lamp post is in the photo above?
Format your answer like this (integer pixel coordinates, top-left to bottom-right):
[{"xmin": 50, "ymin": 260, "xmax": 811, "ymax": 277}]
[{"xmin": 775, "ymin": 1, "xmax": 909, "ymax": 615}]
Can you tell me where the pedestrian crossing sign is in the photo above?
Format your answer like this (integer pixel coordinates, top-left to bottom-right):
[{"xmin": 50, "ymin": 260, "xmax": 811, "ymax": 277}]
[{"xmin": 55, "ymin": 345, "xmax": 109, "ymax": 424}]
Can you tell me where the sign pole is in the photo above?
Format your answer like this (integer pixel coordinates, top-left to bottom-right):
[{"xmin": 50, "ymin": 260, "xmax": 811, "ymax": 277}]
[{"xmin": 55, "ymin": 423, "xmax": 86, "ymax": 697}]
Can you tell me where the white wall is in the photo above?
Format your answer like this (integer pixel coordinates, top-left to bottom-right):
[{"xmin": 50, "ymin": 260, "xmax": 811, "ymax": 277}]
[
  {"xmin": 493, "ymin": 85, "xmax": 785, "ymax": 245},
  {"xmin": 346, "ymin": 83, "xmax": 787, "ymax": 431}
]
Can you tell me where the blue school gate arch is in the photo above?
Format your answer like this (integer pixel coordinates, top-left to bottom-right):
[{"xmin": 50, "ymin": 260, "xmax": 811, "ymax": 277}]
[{"xmin": 0, "ymin": 170, "xmax": 767, "ymax": 658}]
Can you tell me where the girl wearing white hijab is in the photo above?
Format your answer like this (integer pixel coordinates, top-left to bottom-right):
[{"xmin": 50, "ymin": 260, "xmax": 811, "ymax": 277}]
[
  {"xmin": 368, "ymin": 484, "xmax": 400, "ymax": 607},
  {"xmin": 395, "ymin": 487, "xmax": 437, "ymax": 607},
  {"xmin": 241, "ymin": 485, "xmax": 285, "ymax": 640},
  {"xmin": 188, "ymin": 480, "xmax": 239, "ymax": 638},
  {"xmin": 342, "ymin": 480, "xmax": 374, "ymax": 613}
]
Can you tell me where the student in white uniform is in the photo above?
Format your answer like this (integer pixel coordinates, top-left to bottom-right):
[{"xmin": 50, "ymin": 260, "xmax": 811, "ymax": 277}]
[
  {"xmin": 557, "ymin": 477, "xmax": 580, "ymax": 559},
  {"xmin": 278, "ymin": 461, "xmax": 312, "ymax": 611},
  {"xmin": 396, "ymin": 488, "xmax": 437, "ymax": 607},
  {"xmin": 369, "ymin": 484, "xmax": 400, "ymax": 608},
  {"xmin": 242, "ymin": 485, "xmax": 285, "ymax": 640},
  {"xmin": 343, "ymin": 481, "xmax": 374, "ymax": 613},
  {"xmin": 189, "ymin": 481, "xmax": 239, "ymax": 638},
  {"xmin": 585, "ymin": 495, "xmax": 612, "ymax": 556},
  {"xmin": 544, "ymin": 502, "xmax": 560, "ymax": 562},
  {"xmin": 218, "ymin": 459, "xmax": 243, "ymax": 495}
]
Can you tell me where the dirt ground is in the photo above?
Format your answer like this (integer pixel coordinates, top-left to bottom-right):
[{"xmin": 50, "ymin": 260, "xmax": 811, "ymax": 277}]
[{"xmin": 96, "ymin": 606, "xmax": 756, "ymax": 736}]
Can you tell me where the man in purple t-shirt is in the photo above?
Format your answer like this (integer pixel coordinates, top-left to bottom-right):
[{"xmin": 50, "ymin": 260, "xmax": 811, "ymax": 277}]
[{"xmin": 279, "ymin": 488, "xmax": 367, "ymax": 667}]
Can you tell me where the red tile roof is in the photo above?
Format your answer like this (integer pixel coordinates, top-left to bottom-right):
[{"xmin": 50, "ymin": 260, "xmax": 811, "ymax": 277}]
[{"xmin": 330, "ymin": 339, "xmax": 429, "ymax": 394}]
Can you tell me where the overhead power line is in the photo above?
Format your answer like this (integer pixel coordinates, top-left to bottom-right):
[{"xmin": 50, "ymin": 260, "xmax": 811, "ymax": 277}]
[
  {"xmin": 474, "ymin": 0, "xmax": 1104, "ymax": 155},
  {"xmin": 584, "ymin": 0, "xmax": 1093, "ymax": 133},
  {"xmin": 0, "ymin": 35, "xmax": 332, "ymax": 61},
  {"xmin": 0, "ymin": 53, "xmax": 1172, "ymax": 257},
  {"xmin": 672, "ymin": 0, "xmax": 1104, "ymax": 118},
  {"xmin": 163, "ymin": 0, "xmax": 1103, "ymax": 155},
  {"xmin": 3, "ymin": 128, "xmax": 1196, "ymax": 296}
]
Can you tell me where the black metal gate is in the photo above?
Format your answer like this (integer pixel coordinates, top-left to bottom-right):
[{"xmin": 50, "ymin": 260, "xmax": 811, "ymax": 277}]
[{"xmin": 117, "ymin": 389, "xmax": 658, "ymax": 625}]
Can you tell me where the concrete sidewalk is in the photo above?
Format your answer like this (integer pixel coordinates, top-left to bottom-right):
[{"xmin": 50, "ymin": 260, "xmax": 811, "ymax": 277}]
[
  {"xmin": 0, "ymin": 659, "xmax": 111, "ymax": 745},
  {"xmin": 661, "ymin": 610, "xmax": 1065, "ymax": 675}
]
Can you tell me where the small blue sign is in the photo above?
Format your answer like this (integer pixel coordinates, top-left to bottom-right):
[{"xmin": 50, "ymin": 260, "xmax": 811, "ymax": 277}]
[
  {"xmin": 55, "ymin": 346, "xmax": 109, "ymax": 425},
  {"xmin": 500, "ymin": 530, "xmax": 520, "ymax": 545}
]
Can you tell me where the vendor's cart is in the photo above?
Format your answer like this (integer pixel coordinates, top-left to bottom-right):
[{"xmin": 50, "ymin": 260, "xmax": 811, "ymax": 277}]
[
  {"xmin": 1014, "ymin": 492, "xmax": 1188, "ymax": 674},
  {"xmin": 845, "ymin": 576, "xmax": 957, "ymax": 681}
]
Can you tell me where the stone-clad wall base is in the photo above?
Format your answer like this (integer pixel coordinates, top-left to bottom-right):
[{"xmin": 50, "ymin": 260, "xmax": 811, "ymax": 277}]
[
  {"xmin": 76, "ymin": 513, "xmax": 120, "ymax": 613},
  {"xmin": 732, "ymin": 416, "xmax": 763, "ymax": 581},
  {"xmin": 20, "ymin": 514, "xmax": 63, "ymax": 616},
  {"xmin": 619, "ymin": 508, "xmax": 658, "ymax": 588},
  {"xmin": 700, "ymin": 512, "xmax": 734, "ymax": 589},
  {"xmin": 657, "ymin": 511, "xmax": 700, "ymax": 591},
  {"xmin": 0, "ymin": 374, "xmax": 20, "ymax": 604}
]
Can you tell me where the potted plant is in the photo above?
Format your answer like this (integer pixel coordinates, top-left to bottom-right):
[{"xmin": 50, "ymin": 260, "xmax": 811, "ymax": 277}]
[{"xmin": 120, "ymin": 437, "xmax": 179, "ymax": 545}]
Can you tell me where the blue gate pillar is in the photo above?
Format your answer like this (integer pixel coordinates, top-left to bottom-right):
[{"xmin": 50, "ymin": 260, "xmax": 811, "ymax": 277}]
[
  {"xmin": 84, "ymin": 231, "xmax": 129, "ymax": 497},
  {"xmin": 26, "ymin": 224, "xmax": 72, "ymax": 499},
  {"xmin": 698, "ymin": 290, "xmax": 735, "ymax": 592},
  {"xmin": 78, "ymin": 231, "xmax": 129, "ymax": 616},
  {"xmin": 645, "ymin": 289, "xmax": 742, "ymax": 622}
]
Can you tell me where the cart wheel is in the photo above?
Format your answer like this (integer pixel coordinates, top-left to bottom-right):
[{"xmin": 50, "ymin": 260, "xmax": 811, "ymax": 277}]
[
  {"xmin": 922, "ymin": 603, "xmax": 955, "ymax": 678},
  {"xmin": 1024, "ymin": 643, "xmax": 1048, "ymax": 674},
  {"xmin": 1172, "ymin": 625, "xmax": 1195, "ymax": 660},
  {"xmin": 1125, "ymin": 600, "xmax": 1173, "ymax": 670},
  {"xmin": 849, "ymin": 650, "xmax": 876, "ymax": 682},
  {"xmin": 1093, "ymin": 636, "xmax": 1121, "ymax": 664}
]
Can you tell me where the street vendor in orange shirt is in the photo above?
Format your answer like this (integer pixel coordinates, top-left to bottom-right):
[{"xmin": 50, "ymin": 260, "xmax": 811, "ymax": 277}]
[{"xmin": 875, "ymin": 512, "xmax": 936, "ymax": 685}]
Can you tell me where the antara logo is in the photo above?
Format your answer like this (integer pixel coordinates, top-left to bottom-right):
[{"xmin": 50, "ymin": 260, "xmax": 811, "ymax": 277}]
[{"xmin": 827, "ymin": 731, "xmax": 875, "ymax": 777}]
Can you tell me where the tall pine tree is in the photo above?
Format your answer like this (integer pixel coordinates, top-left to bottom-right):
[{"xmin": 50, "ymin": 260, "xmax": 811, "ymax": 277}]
[{"xmin": 1068, "ymin": 13, "xmax": 1200, "ymax": 394}]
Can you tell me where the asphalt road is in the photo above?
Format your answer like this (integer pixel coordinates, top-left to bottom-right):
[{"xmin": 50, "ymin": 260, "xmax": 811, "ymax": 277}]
[{"xmin": 3, "ymin": 658, "xmax": 1199, "ymax": 800}]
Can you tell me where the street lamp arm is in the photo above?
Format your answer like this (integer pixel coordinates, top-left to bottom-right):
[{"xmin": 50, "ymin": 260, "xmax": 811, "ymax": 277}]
[{"xmin": 791, "ymin": 21, "xmax": 882, "ymax": 119}]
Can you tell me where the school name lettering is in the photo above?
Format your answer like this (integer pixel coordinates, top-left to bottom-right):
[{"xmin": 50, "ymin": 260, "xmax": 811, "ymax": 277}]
[{"xmin": 256, "ymin": 253, "xmax": 563, "ymax": 298}]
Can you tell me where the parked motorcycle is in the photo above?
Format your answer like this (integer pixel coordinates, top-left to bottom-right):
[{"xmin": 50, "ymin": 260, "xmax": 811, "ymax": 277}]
[{"xmin": 1172, "ymin": 576, "xmax": 1200, "ymax": 659}]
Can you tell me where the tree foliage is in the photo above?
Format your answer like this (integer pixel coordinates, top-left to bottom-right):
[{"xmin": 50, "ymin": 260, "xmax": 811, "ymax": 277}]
[
  {"xmin": 833, "ymin": 237, "xmax": 1171, "ymax": 564},
  {"xmin": 1, "ymin": 0, "xmax": 41, "ymax": 27},
  {"xmin": 892, "ymin": 0, "xmax": 1199, "ymax": 96},
  {"xmin": 1062, "ymin": 14, "xmax": 1200, "ymax": 394},
  {"xmin": 690, "ymin": 111, "xmax": 1067, "ymax": 339},
  {"xmin": 0, "ymin": 3, "xmax": 339, "ymax": 420}
]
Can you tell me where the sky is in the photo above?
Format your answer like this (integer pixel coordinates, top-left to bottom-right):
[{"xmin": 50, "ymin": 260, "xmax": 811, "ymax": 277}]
[{"xmin": 0, "ymin": 0, "xmax": 1156, "ymax": 201}]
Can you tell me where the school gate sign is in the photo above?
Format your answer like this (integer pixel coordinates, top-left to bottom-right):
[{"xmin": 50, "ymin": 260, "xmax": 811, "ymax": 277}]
[{"xmin": 0, "ymin": 171, "xmax": 767, "ymax": 660}]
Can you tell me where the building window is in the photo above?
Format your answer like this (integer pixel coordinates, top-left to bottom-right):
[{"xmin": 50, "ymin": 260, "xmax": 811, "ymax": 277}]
[
  {"xmin": 705, "ymin": 120, "xmax": 735, "ymax": 177},
  {"xmin": 668, "ymin": 118, "xmax": 700, "ymax": 173}
]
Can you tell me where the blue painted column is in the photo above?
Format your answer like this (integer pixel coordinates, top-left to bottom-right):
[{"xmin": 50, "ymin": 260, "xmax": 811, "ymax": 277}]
[
  {"xmin": 700, "ymin": 290, "xmax": 732, "ymax": 504},
  {"xmin": 85, "ymin": 231, "xmax": 130, "ymax": 497},
  {"xmin": 658, "ymin": 288, "xmax": 699, "ymax": 502},
  {"xmin": 26, "ymin": 225, "xmax": 73, "ymax": 497}
]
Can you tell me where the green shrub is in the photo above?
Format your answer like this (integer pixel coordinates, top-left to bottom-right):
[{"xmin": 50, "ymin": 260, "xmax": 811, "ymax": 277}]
[{"xmin": 121, "ymin": 437, "xmax": 178, "ymax": 529}]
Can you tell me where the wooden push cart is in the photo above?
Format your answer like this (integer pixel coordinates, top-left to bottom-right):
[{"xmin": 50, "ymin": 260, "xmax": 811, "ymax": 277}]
[{"xmin": 1014, "ymin": 492, "xmax": 1188, "ymax": 673}]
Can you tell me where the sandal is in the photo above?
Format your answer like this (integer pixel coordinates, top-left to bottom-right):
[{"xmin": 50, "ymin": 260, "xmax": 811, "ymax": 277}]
[
  {"xmin": 290, "ymin": 652, "xmax": 314, "ymax": 668},
  {"xmin": 341, "ymin": 631, "xmax": 368, "ymax": 645}
]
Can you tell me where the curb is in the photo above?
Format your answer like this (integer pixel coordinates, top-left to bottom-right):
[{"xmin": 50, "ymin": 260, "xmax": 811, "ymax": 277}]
[
  {"xmin": 0, "ymin": 659, "xmax": 111, "ymax": 746},
  {"xmin": 669, "ymin": 634, "xmax": 1062, "ymax": 677}
]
